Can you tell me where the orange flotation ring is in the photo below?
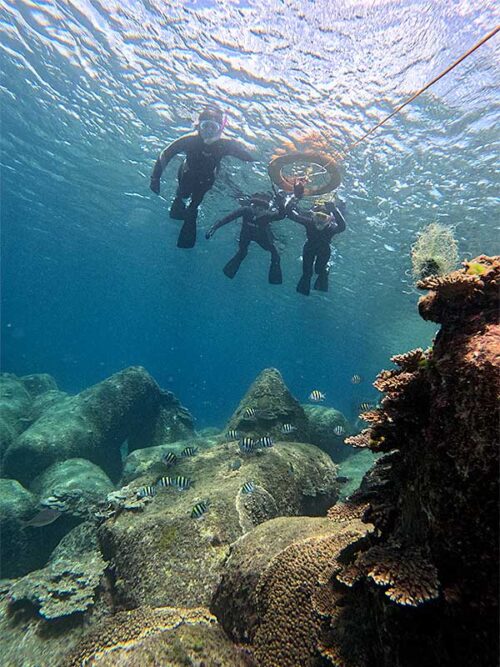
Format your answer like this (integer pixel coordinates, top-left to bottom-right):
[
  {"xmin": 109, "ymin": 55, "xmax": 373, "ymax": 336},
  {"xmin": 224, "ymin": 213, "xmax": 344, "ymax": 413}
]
[{"xmin": 268, "ymin": 151, "xmax": 342, "ymax": 196}]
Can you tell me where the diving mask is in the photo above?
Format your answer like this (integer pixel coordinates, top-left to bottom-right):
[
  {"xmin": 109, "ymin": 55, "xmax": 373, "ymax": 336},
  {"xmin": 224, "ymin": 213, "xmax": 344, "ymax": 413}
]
[{"xmin": 199, "ymin": 119, "xmax": 223, "ymax": 142}]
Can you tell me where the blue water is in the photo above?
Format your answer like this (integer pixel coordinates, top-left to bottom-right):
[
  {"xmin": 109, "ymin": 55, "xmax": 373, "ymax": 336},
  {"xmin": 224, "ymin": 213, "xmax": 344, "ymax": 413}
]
[{"xmin": 1, "ymin": 1, "xmax": 498, "ymax": 427}]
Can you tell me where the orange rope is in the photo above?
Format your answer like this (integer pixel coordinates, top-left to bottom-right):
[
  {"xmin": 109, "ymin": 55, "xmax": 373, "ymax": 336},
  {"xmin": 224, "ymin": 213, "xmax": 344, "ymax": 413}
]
[{"xmin": 333, "ymin": 25, "xmax": 499, "ymax": 161}]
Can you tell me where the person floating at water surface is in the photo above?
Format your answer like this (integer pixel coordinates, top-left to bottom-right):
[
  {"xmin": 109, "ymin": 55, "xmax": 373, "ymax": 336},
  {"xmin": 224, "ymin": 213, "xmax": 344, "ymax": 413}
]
[
  {"xmin": 205, "ymin": 182, "xmax": 306, "ymax": 284},
  {"xmin": 150, "ymin": 106, "xmax": 255, "ymax": 249},
  {"xmin": 290, "ymin": 200, "xmax": 346, "ymax": 295}
]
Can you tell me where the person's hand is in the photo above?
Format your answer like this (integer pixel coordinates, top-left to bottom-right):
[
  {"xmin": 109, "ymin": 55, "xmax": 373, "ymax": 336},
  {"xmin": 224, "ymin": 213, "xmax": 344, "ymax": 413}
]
[
  {"xmin": 205, "ymin": 227, "xmax": 216, "ymax": 240},
  {"xmin": 150, "ymin": 178, "xmax": 160, "ymax": 195}
]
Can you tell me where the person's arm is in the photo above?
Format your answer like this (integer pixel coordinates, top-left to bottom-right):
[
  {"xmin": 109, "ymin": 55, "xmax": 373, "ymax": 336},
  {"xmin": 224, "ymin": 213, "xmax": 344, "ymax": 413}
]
[
  {"xmin": 331, "ymin": 206, "xmax": 346, "ymax": 234},
  {"xmin": 205, "ymin": 207, "xmax": 247, "ymax": 239},
  {"xmin": 150, "ymin": 135, "xmax": 193, "ymax": 194},
  {"xmin": 223, "ymin": 139, "xmax": 255, "ymax": 162},
  {"xmin": 287, "ymin": 207, "xmax": 312, "ymax": 227}
]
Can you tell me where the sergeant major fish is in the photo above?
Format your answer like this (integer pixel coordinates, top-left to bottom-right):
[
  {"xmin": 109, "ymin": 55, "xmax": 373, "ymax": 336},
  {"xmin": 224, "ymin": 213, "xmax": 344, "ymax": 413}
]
[
  {"xmin": 309, "ymin": 390, "xmax": 326, "ymax": 402},
  {"xmin": 241, "ymin": 481, "xmax": 255, "ymax": 494},
  {"xmin": 162, "ymin": 451, "xmax": 177, "ymax": 467},
  {"xmin": 226, "ymin": 429, "xmax": 240, "ymax": 441},
  {"xmin": 243, "ymin": 407, "xmax": 257, "ymax": 418},
  {"xmin": 136, "ymin": 485, "xmax": 157, "ymax": 499},
  {"xmin": 281, "ymin": 423, "xmax": 297, "ymax": 434},
  {"xmin": 257, "ymin": 436, "xmax": 274, "ymax": 448},
  {"xmin": 156, "ymin": 476, "xmax": 192, "ymax": 491},
  {"xmin": 181, "ymin": 446, "xmax": 198, "ymax": 457},
  {"xmin": 239, "ymin": 437, "xmax": 256, "ymax": 454},
  {"xmin": 333, "ymin": 425, "xmax": 345, "ymax": 436},
  {"xmin": 191, "ymin": 500, "xmax": 209, "ymax": 519}
]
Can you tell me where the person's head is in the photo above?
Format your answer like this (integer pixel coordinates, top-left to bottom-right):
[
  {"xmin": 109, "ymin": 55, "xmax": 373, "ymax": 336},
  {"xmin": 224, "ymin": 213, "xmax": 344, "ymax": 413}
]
[
  {"xmin": 250, "ymin": 192, "xmax": 272, "ymax": 214},
  {"xmin": 197, "ymin": 106, "xmax": 226, "ymax": 144},
  {"xmin": 311, "ymin": 204, "xmax": 333, "ymax": 230}
]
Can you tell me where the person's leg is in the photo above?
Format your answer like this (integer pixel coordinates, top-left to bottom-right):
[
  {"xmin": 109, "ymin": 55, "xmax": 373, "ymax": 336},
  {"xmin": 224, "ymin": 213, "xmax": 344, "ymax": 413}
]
[
  {"xmin": 223, "ymin": 226, "xmax": 250, "ymax": 278},
  {"xmin": 177, "ymin": 178, "xmax": 213, "ymax": 249},
  {"xmin": 170, "ymin": 163, "xmax": 191, "ymax": 220},
  {"xmin": 313, "ymin": 245, "xmax": 331, "ymax": 291},
  {"xmin": 296, "ymin": 241, "xmax": 314, "ymax": 295},
  {"xmin": 258, "ymin": 228, "xmax": 282, "ymax": 284}
]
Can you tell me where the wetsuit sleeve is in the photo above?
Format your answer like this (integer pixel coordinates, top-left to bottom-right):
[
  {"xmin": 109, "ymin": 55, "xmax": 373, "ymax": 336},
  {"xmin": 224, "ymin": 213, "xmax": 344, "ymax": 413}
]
[
  {"xmin": 331, "ymin": 206, "xmax": 346, "ymax": 234},
  {"xmin": 223, "ymin": 140, "xmax": 255, "ymax": 162},
  {"xmin": 211, "ymin": 207, "xmax": 248, "ymax": 231},
  {"xmin": 151, "ymin": 135, "xmax": 192, "ymax": 181},
  {"xmin": 287, "ymin": 208, "xmax": 312, "ymax": 226}
]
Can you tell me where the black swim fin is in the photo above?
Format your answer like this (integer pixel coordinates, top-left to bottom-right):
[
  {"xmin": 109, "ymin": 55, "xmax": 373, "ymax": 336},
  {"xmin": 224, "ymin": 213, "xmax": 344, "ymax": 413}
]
[
  {"xmin": 313, "ymin": 271, "xmax": 329, "ymax": 292},
  {"xmin": 268, "ymin": 261, "xmax": 282, "ymax": 284},
  {"xmin": 223, "ymin": 255, "xmax": 242, "ymax": 279},
  {"xmin": 296, "ymin": 274, "xmax": 311, "ymax": 296},
  {"xmin": 170, "ymin": 196, "xmax": 186, "ymax": 220},
  {"xmin": 177, "ymin": 207, "xmax": 197, "ymax": 248}
]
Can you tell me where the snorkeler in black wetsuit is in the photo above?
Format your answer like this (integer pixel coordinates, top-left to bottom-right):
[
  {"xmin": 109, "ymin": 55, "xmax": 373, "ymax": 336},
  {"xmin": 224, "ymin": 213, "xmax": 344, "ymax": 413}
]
[
  {"xmin": 290, "ymin": 201, "xmax": 346, "ymax": 296},
  {"xmin": 150, "ymin": 106, "xmax": 255, "ymax": 249},
  {"xmin": 205, "ymin": 184, "xmax": 305, "ymax": 284}
]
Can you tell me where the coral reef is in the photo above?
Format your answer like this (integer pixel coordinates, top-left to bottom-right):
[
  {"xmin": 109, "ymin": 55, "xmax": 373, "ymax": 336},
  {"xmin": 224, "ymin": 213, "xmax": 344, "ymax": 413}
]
[
  {"xmin": 304, "ymin": 405, "xmax": 352, "ymax": 460},
  {"xmin": 226, "ymin": 368, "xmax": 309, "ymax": 440},
  {"xmin": 99, "ymin": 440, "xmax": 338, "ymax": 609},
  {"xmin": 410, "ymin": 222, "xmax": 458, "ymax": 281}
]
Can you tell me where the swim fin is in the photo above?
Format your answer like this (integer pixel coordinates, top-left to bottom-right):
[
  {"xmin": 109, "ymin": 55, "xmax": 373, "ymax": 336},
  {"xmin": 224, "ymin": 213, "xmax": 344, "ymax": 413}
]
[
  {"xmin": 296, "ymin": 274, "xmax": 311, "ymax": 296},
  {"xmin": 177, "ymin": 209, "xmax": 198, "ymax": 249},
  {"xmin": 268, "ymin": 260, "xmax": 282, "ymax": 284},
  {"xmin": 314, "ymin": 271, "xmax": 329, "ymax": 292},
  {"xmin": 223, "ymin": 255, "xmax": 242, "ymax": 279},
  {"xmin": 170, "ymin": 196, "xmax": 186, "ymax": 220}
]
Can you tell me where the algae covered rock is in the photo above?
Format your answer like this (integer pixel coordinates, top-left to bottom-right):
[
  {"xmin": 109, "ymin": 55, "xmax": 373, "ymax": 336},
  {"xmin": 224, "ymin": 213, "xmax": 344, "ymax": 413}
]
[
  {"xmin": 99, "ymin": 440, "xmax": 338, "ymax": 609},
  {"xmin": 28, "ymin": 389, "xmax": 68, "ymax": 422},
  {"xmin": 49, "ymin": 521, "xmax": 99, "ymax": 563},
  {"xmin": 30, "ymin": 458, "xmax": 114, "ymax": 502},
  {"xmin": 0, "ymin": 374, "xmax": 32, "ymax": 457},
  {"xmin": 0, "ymin": 479, "xmax": 40, "ymax": 578},
  {"xmin": 226, "ymin": 368, "xmax": 308, "ymax": 440},
  {"xmin": 20, "ymin": 373, "xmax": 58, "ymax": 398},
  {"xmin": 63, "ymin": 606, "xmax": 251, "ymax": 667},
  {"xmin": 304, "ymin": 404, "xmax": 352, "ymax": 461},
  {"xmin": 3, "ymin": 366, "xmax": 165, "ymax": 485}
]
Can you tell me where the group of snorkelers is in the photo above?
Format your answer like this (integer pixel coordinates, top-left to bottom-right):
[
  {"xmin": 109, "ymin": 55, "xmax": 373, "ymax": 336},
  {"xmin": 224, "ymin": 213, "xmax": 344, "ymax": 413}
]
[{"xmin": 150, "ymin": 105, "xmax": 346, "ymax": 296}]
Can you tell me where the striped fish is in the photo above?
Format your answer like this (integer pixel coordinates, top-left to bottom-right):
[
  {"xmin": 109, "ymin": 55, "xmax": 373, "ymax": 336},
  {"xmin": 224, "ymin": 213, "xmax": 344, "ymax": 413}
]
[
  {"xmin": 309, "ymin": 390, "xmax": 326, "ymax": 402},
  {"xmin": 191, "ymin": 501, "xmax": 209, "ymax": 519},
  {"xmin": 136, "ymin": 485, "xmax": 156, "ymax": 499},
  {"xmin": 281, "ymin": 423, "xmax": 297, "ymax": 434},
  {"xmin": 333, "ymin": 425, "xmax": 345, "ymax": 436},
  {"xmin": 359, "ymin": 402, "xmax": 373, "ymax": 412},
  {"xmin": 258, "ymin": 436, "xmax": 274, "ymax": 448},
  {"xmin": 243, "ymin": 407, "xmax": 257, "ymax": 419},
  {"xmin": 241, "ymin": 481, "xmax": 255, "ymax": 494},
  {"xmin": 226, "ymin": 429, "xmax": 240, "ymax": 441},
  {"xmin": 156, "ymin": 476, "xmax": 192, "ymax": 491},
  {"xmin": 239, "ymin": 437, "xmax": 256, "ymax": 454},
  {"xmin": 162, "ymin": 451, "xmax": 177, "ymax": 467},
  {"xmin": 181, "ymin": 446, "xmax": 198, "ymax": 457},
  {"xmin": 351, "ymin": 374, "xmax": 362, "ymax": 384}
]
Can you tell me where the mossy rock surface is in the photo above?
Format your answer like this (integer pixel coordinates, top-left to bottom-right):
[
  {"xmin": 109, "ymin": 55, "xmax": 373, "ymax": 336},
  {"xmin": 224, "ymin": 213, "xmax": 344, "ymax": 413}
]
[
  {"xmin": 99, "ymin": 440, "xmax": 338, "ymax": 609},
  {"xmin": 30, "ymin": 458, "xmax": 114, "ymax": 500},
  {"xmin": 303, "ymin": 404, "xmax": 353, "ymax": 461}
]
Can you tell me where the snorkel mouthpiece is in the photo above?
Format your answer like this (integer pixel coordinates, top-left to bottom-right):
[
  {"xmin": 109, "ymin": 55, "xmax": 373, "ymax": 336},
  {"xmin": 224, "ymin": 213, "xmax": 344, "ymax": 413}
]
[{"xmin": 198, "ymin": 106, "xmax": 226, "ymax": 143}]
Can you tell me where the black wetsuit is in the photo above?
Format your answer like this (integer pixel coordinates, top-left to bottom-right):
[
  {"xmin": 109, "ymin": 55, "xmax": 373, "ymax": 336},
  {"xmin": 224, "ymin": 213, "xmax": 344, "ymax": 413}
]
[
  {"xmin": 290, "ymin": 205, "xmax": 346, "ymax": 295},
  {"xmin": 209, "ymin": 193, "xmax": 302, "ymax": 284},
  {"xmin": 151, "ymin": 133, "xmax": 254, "ymax": 248}
]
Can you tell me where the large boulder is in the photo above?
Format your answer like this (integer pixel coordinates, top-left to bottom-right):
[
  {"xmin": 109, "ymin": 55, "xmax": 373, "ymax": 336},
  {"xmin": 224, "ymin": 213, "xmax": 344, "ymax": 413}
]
[
  {"xmin": 3, "ymin": 366, "xmax": 168, "ymax": 484},
  {"xmin": 0, "ymin": 479, "xmax": 39, "ymax": 577},
  {"xmin": 99, "ymin": 440, "xmax": 339, "ymax": 609},
  {"xmin": 28, "ymin": 389, "xmax": 68, "ymax": 423},
  {"xmin": 30, "ymin": 458, "xmax": 114, "ymax": 502},
  {"xmin": 0, "ymin": 374, "xmax": 33, "ymax": 458},
  {"xmin": 304, "ymin": 404, "xmax": 352, "ymax": 461},
  {"xmin": 20, "ymin": 373, "xmax": 58, "ymax": 398},
  {"xmin": 226, "ymin": 368, "xmax": 308, "ymax": 441}
]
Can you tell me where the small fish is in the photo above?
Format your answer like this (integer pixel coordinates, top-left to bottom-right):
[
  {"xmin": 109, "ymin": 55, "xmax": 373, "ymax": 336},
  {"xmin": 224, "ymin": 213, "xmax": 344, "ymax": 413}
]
[
  {"xmin": 241, "ymin": 481, "xmax": 255, "ymax": 494},
  {"xmin": 157, "ymin": 476, "xmax": 192, "ymax": 491},
  {"xmin": 309, "ymin": 390, "xmax": 326, "ymax": 402},
  {"xmin": 226, "ymin": 429, "xmax": 240, "ymax": 440},
  {"xmin": 258, "ymin": 436, "xmax": 274, "ymax": 448},
  {"xmin": 162, "ymin": 451, "xmax": 177, "ymax": 467},
  {"xmin": 333, "ymin": 425, "xmax": 345, "ymax": 436},
  {"xmin": 243, "ymin": 407, "xmax": 257, "ymax": 419},
  {"xmin": 281, "ymin": 423, "xmax": 297, "ymax": 434},
  {"xmin": 337, "ymin": 476, "xmax": 350, "ymax": 484},
  {"xmin": 191, "ymin": 500, "xmax": 209, "ymax": 519},
  {"xmin": 136, "ymin": 485, "xmax": 157, "ymax": 499},
  {"xmin": 181, "ymin": 446, "xmax": 198, "ymax": 457},
  {"xmin": 351, "ymin": 374, "xmax": 362, "ymax": 384},
  {"xmin": 239, "ymin": 437, "xmax": 256, "ymax": 453},
  {"xmin": 359, "ymin": 402, "xmax": 373, "ymax": 412},
  {"xmin": 22, "ymin": 508, "xmax": 62, "ymax": 528}
]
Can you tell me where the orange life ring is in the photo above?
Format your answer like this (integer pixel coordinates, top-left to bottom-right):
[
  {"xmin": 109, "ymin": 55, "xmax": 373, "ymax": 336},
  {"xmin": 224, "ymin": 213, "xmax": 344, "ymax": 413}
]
[{"xmin": 268, "ymin": 151, "xmax": 342, "ymax": 196}]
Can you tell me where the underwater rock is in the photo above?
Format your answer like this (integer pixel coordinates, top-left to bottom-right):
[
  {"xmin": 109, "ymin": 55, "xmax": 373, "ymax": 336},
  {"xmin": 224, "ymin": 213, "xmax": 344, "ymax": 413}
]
[
  {"xmin": 20, "ymin": 373, "xmax": 58, "ymax": 398},
  {"xmin": 0, "ymin": 479, "xmax": 41, "ymax": 578},
  {"xmin": 226, "ymin": 368, "xmax": 308, "ymax": 441},
  {"xmin": 28, "ymin": 389, "xmax": 68, "ymax": 422},
  {"xmin": 321, "ymin": 255, "xmax": 500, "ymax": 667},
  {"xmin": 99, "ymin": 440, "xmax": 338, "ymax": 609},
  {"xmin": 0, "ymin": 374, "xmax": 33, "ymax": 457},
  {"xmin": 303, "ymin": 404, "xmax": 352, "ymax": 461},
  {"xmin": 62, "ymin": 606, "xmax": 251, "ymax": 667},
  {"xmin": 3, "ymin": 366, "xmax": 166, "ymax": 485},
  {"xmin": 49, "ymin": 521, "xmax": 100, "ymax": 563},
  {"xmin": 30, "ymin": 458, "xmax": 114, "ymax": 503},
  {"xmin": 212, "ymin": 515, "xmax": 370, "ymax": 667},
  {"xmin": 0, "ymin": 416, "xmax": 18, "ymax": 460}
]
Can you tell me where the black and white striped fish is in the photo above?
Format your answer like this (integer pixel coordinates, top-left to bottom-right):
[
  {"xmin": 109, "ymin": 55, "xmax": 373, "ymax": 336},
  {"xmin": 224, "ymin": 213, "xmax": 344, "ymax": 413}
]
[
  {"xmin": 239, "ymin": 437, "xmax": 256, "ymax": 454},
  {"xmin": 359, "ymin": 402, "xmax": 373, "ymax": 412},
  {"xmin": 351, "ymin": 374, "xmax": 362, "ymax": 384},
  {"xmin": 226, "ymin": 429, "xmax": 240, "ymax": 441},
  {"xmin": 257, "ymin": 436, "xmax": 274, "ymax": 448},
  {"xmin": 156, "ymin": 475, "xmax": 192, "ymax": 491},
  {"xmin": 241, "ymin": 481, "xmax": 255, "ymax": 494},
  {"xmin": 309, "ymin": 390, "xmax": 326, "ymax": 402},
  {"xmin": 243, "ymin": 407, "xmax": 257, "ymax": 419},
  {"xmin": 333, "ymin": 425, "xmax": 345, "ymax": 436},
  {"xmin": 191, "ymin": 501, "xmax": 209, "ymax": 519},
  {"xmin": 136, "ymin": 485, "xmax": 156, "ymax": 499},
  {"xmin": 281, "ymin": 423, "xmax": 297, "ymax": 434},
  {"xmin": 162, "ymin": 451, "xmax": 177, "ymax": 467},
  {"xmin": 181, "ymin": 446, "xmax": 198, "ymax": 458}
]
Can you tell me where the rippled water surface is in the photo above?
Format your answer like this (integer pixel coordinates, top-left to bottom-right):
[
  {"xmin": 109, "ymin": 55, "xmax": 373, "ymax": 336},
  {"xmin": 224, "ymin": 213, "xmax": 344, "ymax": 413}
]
[{"xmin": 1, "ymin": 0, "xmax": 498, "ymax": 423}]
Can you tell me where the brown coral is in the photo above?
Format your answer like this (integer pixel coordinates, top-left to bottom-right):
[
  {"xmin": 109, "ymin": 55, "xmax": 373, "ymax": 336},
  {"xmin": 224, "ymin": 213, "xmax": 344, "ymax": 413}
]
[
  {"xmin": 344, "ymin": 430, "xmax": 371, "ymax": 449},
  {"xmin": 390, "ymin": 348, "xmax": 427, "ymax": 372},
  {"xmin": 327, "ymin": 502, "xmax": 370, "ymax": 524}
]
